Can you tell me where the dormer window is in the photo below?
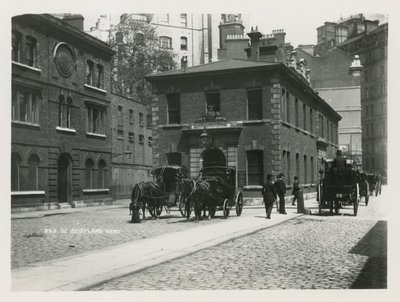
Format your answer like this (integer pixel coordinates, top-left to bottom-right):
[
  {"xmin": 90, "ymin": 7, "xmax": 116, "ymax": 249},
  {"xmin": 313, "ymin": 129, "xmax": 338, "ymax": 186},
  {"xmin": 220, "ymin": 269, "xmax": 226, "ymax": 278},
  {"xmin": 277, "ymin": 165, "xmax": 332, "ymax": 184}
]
[
  {"xmin": 25, "ymin": 36, "xmax": 37, "ymax": 66},
  {"xmin": 12, "ymin": 31, "xmax": 22, "ymax": 62}
]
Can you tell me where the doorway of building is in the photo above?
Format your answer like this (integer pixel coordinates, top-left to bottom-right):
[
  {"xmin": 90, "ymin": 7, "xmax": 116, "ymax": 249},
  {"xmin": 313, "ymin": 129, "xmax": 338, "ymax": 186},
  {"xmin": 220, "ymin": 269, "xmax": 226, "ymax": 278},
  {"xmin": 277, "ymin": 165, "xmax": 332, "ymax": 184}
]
[
  {"xmin": 58, "ymin": 153, "xmax": 72, "ymax": 203},
  {"xmin": 201, "ymin": 148, "xmax": 226, "ymax": 168}
]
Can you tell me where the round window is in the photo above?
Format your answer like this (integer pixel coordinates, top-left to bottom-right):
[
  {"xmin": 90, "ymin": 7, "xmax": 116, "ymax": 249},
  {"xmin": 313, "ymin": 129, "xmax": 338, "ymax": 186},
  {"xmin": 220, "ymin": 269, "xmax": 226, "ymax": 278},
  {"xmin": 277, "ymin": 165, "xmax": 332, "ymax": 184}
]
[{"xmin": 54, "ymin": 43, "xmax": 76, "ymax": 78}]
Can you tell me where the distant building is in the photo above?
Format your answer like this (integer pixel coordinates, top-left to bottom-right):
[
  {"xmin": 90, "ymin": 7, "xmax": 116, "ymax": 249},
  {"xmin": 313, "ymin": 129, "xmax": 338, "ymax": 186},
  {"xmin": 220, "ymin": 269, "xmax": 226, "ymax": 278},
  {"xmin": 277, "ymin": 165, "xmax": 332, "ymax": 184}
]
[
  {"xmin": 296, "ymin": 47, "xmax": 363, "ymax": 165},
  {"xmin": 146, "ymin": 58, "xmax": 340, "ymax": 201},
  {"xmin": 88, "ymin": 13, "xmax": 250, "ymax": 68},
  {"xmin": 338, "ymin": 23, "xmax": 388, "ymax": 179},
  {"xmin": 11, "ymin": 14, "xmax": 114, "ymax": 211}
]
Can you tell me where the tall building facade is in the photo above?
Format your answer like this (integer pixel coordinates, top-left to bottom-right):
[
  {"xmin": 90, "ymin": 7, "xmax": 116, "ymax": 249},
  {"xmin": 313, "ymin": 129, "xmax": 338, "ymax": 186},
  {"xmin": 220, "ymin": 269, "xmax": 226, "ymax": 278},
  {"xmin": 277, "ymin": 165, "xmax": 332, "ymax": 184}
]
[
  {"xmin": 338, "ymin": 23, "xmax": 388, "ymax": 179},
  {"xmin": 88, "ymin": 13, "xmax": 250, "ymax": 68},
  {"xmin": 11, "ymin": 14, "xmax": 114, "ymax": 211}
]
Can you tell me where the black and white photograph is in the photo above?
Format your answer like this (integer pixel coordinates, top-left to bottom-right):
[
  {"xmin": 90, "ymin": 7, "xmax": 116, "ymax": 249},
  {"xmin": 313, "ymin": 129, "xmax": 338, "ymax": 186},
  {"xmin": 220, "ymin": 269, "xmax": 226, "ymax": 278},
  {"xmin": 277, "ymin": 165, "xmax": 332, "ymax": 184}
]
[{"xmin": 2, "ymin": 0, "xmax": 399, "ymax": 300}]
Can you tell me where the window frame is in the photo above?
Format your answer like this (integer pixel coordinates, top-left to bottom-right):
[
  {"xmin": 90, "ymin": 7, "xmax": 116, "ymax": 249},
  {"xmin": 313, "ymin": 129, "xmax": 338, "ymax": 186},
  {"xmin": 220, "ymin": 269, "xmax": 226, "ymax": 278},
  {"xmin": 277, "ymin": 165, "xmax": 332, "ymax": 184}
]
[
  {"xmin": 247, "ymin": 88, "xmax": 263, "ymax": 120},
  {"xmin": 246, "ymin": 150, "xmax": 264, "ymax": 186},
  {"xmin": 86, "ymin": 104, "xmax": 106, "ymax": 135},
  {"xmin": 86, "ymin": 60, "xmax": 95, "ymax": 86},
  {"xmin": 159, "ymin": 36, "xmax": 172, "ymax": 49},
  {"xmin": 85, "ymin": 158, "xmax": 94, "ymax": 189},
  {"xmin": 12, "ymin": 30, "xmax": 22, "ymax": 62},
  {"xmin": 25, "ymin": 36, "xmax": 37, "ymax": 67},
  {"xmin": 180, "ymin": 36, "xmax": 188, "ymax": 50},
  {"xmin": 205, "ymin": 91, "xmax": 220, "ymax": 113},
  {"xmin": 166, "ymin": 93, "xmax": 181, "ymax": 124},
  {"xmin": 12, "ymin": 87, "xmax": 39, "ymax": 125}
]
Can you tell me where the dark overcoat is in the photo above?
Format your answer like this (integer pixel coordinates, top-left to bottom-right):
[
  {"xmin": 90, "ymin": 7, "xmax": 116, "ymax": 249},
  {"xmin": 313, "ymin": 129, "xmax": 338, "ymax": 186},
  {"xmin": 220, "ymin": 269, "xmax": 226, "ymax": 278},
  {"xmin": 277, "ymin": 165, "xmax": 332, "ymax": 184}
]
[{"xmin": 262, "ymin": 180, "xmax": 277, "ymax": 204}]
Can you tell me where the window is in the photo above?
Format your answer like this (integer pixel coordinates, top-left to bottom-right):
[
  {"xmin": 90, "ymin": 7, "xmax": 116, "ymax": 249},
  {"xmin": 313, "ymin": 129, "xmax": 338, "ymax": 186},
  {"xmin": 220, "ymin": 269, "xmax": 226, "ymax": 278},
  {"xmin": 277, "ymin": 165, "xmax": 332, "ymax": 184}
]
[
  {"xmin": 25, "ymin": 36, "xmax": 37, "ymax": 66},
  {"xmin": 281, "ymin": 88, "xmax": 286, "ymax": 121},
  {"xmin": 87, "ymin": 105, "xmax": 106, "ymax": 135},
  {"xmin": 206, "ymin": 91, "xmax": 220, "ymax": 113},
  {"xmin": 310, "ymin": 108, "xmax": 313, "ymax": 134},
  {"xmin": 286, "ymin": 151, "xmax": 291, "ymax": 185},
  {"xmin": 96, "ymin": 64, "xmax": 104, "ymax": 89},
  {"xmin": 85, "ymin": 159, "xmax": 94, "ymax": 189},
  {"xmin": 247, "ymin": 150, "xmax": 264, "ymax": 185},
  {"xmin": 86, "ymin": 60, "xmax": 94, "ymax": 86},
  {"xmin": 28, "ymin": 154, "xmax": 40, "ymax": 190},
  {"xmin": 128, "ymin": 132, "xmax": 134, "ymax": 141},
  {"xmin": 311, "ymin": 156, "xmax": 314, "ymax": 183},
  {"xmin": 139, "ymin": 134, "xmax": 144, "ymax": 144},
  {"xmin": 97, "ymin": 160, "xmax": 106, "ymax": 188},
  {"xmin": 12, "ymin": 31, "xmax": 21, "ymax": 62},
  {"xmin": 148, "ymin": 136, "xmax": 153, "ymax": 146},
  {"xmin": 147, "ymin": 113, "xmax": 152, "ymax": 128},
  {"xmin": 159, "ymin": 36, "xmax": 172, "ymax": 49},
  {"xmin": 247, "ymin": 88, "xmax": 262, "ymax": 120},
  {"xmin": 286, "ymin": 91, "xmax": 290, "ymax": 124},
  {"xmin": 66, "ymin": 98, "xmax": 72, "ymax": 128},
  {"xmin": 129, "ymin": 109, "xmax": 134, "ymax": 124},
  {"xmin": 161, "ymin": 14, "xmax": 169, "ymax": 23},
  {"xmin": 303, "ymin": 104, "xmax": 307, "ymax": 131},
  {"xmin": 180, "ymin": 14, "xmax": 187, "ymax": 27},
  {"xmin": 167, "ymin": 152, "xmax": 182, "ymax": 166},
  {"xmin": 319, "ymin": 114, "xmax": 324, "ymax": 138},
  {"xmin": 117, "ymin": 129, "xmax": 123, "ymax": 139},
  {"xmin": 58, "ymin": 95, "xmax": 73, "ymax": 128},
  {"xmin": 118, "ymin": 106, "xmax": 123, "ymax": 126},
  {"xmin": 180, "ymin": 37, "xmax": 187, "ymax": 50},
  {"xmin": 167, "ymin": 93, "xmax": 180, "ymax": 124},
  {"xmin": 12, "ymin": 87, "xmax": 39, "ymax": 124},
  {"xmin": 303, "ymin": 155, "xmax": 307, "ymax": 184},
  {"xmin": 139, "ymin": 112, "xmax": 144, "ymax": 127},
  {"xmin": 11, "ymin": 153, "xmax": 21, "ymax": 191},
  {"xmin": 295, "ymin": 98, "xmax": 299, "ymax": 127}
]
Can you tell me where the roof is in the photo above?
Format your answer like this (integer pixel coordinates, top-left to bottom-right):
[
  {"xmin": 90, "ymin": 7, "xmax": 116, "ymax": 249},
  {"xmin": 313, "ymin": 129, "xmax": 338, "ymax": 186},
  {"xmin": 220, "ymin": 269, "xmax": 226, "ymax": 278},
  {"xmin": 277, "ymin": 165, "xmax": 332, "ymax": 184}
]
[
  {"xmin": 12, "ymin": 14, "xmax": 114, "ymax": 56},
  {"xmin": 146, "ymin": 58, "xmax": 280, "ymax": 80}
]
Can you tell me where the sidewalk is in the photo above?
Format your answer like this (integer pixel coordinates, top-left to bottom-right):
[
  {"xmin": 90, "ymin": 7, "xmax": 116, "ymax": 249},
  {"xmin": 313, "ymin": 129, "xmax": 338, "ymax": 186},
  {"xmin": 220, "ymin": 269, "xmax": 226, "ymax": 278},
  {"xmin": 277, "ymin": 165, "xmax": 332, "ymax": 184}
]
[{"xmin": 11, "ymin": 203, "xmax": 311, "ymax": 291}]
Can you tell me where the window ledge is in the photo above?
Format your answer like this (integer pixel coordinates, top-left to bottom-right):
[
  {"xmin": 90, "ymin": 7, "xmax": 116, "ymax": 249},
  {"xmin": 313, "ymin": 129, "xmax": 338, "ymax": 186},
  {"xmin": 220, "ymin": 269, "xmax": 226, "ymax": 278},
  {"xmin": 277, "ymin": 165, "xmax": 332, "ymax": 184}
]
[
  {"xmin": 12, "ymin": 190, "xmax": 45, "ymax": 196},
  {"xmin": 243, "ymin": 185, "xmax": 262, "ymax": 190},
  {"xmin": 56, "ymin": 126, "xmax": 76, "ymax": 134},
  {"xmin": 86, "ymin": 132, "xmax": 106, "ymax": 138},
  {"xmin": 161, "ymin": 124, "xmax": 183, "ymax": 129},
  {"xmin": 243, "ymin": 120, "xmax": 266, "ymax": 125},
  {"xmin": 83, "ymin": 189, "xmax": 109, "ymax": 194},
  {"xmin": 12, "ymin": 61, "xmax": 42, "ymax": 73},
  {"xmin": 84, "ymin": 84, "xmax": 107, "ymax": 94},
  {"xmin": 12, "ymin": 120, "xmax": 40, "ymax": 128}
]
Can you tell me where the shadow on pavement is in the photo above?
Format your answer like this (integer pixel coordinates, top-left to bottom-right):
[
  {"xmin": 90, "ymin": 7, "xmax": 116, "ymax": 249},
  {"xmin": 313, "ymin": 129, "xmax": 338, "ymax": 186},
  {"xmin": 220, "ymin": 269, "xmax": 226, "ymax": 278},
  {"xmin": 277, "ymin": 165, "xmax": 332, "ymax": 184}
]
[{"xmin": 350, "ymin": 220, "xmax": 387, "ymax": 289}]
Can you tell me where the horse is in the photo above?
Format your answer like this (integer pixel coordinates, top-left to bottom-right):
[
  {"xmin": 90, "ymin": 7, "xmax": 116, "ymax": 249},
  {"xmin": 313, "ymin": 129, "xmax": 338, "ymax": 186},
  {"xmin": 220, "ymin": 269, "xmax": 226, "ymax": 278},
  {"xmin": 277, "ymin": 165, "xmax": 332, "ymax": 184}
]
[
  {"xmin": 129, "ymin": 181, "xmax": 164, "ymax": 222},
  {"xmin": 191, "ymin": 179, "xmax": 213, "ymax": 221},
  {"xmin": 178, "ymin": 178, "xmax": 197, "ymax": 220}
]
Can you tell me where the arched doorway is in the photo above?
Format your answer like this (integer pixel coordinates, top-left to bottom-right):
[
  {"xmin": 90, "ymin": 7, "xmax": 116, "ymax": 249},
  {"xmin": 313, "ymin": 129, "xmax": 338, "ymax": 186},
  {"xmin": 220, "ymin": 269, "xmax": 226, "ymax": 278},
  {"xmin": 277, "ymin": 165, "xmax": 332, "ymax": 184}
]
[
  {"xmin": 58, "ymin": 153, "xmax": 72, "ymax": 203},
  {"xmin": 201, "ymin": 148, "xmax": 226, "ymax": 168}
]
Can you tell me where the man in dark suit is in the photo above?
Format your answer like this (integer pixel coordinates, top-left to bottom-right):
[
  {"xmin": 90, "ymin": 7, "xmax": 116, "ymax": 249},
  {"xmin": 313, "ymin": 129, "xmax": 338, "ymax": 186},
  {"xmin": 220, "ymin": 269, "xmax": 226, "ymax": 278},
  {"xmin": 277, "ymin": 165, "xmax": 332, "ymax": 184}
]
[
  {"xmin": 333, "ymin": 149, "xmax": 346, "ymax": 169},
  {"xmin": 274, "ymin": 173, "xmax": 287, "ymax": 214},
  {"xmin": 292, "ymin": 176, "xmax": 300, "ymax": 206},
  {"xmin": 262, "ymin": 174, "xmax": 277, "ymax": 219}
]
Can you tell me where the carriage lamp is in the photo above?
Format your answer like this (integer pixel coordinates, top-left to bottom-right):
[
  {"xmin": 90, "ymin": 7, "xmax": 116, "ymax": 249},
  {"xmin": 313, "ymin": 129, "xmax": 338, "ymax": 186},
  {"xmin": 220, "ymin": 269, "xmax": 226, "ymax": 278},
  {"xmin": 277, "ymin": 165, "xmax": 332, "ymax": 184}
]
[{"xmin": 200, "ymin": 129, "xmax": 212, "ymax": 147}]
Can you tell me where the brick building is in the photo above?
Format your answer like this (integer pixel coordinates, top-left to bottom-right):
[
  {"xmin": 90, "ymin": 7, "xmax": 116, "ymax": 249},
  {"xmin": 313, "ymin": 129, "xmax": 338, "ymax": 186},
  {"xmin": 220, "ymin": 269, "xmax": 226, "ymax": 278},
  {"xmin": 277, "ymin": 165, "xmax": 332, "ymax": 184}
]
[
  {"xmin": 11, "ymin": 14, "xmax": 114, "ymax": 211},
  {"xmin": 146, "ymin": 58, "xmax": 340, "ymax": 200},
  {"xmin": 111, "ymin": 94, "xmax": 153, "ymax": 198}
]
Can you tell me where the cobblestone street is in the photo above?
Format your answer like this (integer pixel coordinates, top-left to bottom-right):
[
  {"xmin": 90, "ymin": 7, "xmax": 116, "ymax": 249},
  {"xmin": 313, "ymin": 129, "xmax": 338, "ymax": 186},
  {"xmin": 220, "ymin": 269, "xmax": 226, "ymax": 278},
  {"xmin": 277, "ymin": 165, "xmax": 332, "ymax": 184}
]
[
  {"xmin": 11, "ymin": 204, "xmax": 260, "ymax": 268},
  {"xmin": 90, "ymin": 195, "xmax": 387, "ymax": 290}
]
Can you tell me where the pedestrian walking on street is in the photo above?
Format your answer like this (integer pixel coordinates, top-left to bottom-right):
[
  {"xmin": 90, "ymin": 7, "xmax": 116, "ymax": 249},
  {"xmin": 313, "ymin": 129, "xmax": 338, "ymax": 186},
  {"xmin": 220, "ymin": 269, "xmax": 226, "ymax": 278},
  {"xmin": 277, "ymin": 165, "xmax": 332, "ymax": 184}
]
[
  {"xmin": 262, "ymin": 174, "xmax": 277, "ymax": 219},
  {"xmin": 292, "ymin": 176, "xmax": 300, "ymax": 206},
  {"xmin": 274, "ymin": 173, "xmax": 287, "ymax": 214}
]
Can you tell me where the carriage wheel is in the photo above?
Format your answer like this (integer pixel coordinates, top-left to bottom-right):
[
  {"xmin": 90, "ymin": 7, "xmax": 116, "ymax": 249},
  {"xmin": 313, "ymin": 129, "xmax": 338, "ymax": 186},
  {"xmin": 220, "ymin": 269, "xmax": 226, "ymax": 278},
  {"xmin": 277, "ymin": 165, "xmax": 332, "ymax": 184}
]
[
  {"xmin": 353, "ymin": 183, "xmax": 360, "ymax": 216},
  {"xmin": 235, "ymin": 192, "xmax": 243, "ymax": 217},
  {"xmin": 223, "ymin": 199, "xmax": 230, "ymax": 218}
]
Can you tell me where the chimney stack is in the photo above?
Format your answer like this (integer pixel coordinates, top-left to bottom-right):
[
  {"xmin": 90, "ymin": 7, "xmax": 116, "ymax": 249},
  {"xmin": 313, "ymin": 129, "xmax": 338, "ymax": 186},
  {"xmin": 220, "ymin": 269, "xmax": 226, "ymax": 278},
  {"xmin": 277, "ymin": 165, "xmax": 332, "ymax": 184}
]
[{"xmin": 62, "ymin": 14, "xmax": 84, "ymax": 31}]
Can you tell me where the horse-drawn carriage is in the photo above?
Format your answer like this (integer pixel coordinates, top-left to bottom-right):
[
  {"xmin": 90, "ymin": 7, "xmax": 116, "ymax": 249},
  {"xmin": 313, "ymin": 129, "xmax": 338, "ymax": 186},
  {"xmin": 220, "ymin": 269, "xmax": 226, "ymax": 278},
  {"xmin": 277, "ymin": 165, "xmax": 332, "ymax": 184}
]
[
  {"xmin": 317, "ymin": 159, "xmax": 360, "ymax": 216},
  {"xmin": 129, "ymin": 165, "xmax": 190, "ymax": 222},
  {"xmin": 197, "ymin": 166, "xmax": 243, "ymax": 219}
]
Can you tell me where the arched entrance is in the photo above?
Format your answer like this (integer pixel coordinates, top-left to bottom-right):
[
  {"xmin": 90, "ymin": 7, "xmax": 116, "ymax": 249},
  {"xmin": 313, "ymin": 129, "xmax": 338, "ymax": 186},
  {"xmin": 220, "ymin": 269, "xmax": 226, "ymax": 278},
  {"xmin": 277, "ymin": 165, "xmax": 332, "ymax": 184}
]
[
  {"xmin": 201, "ymin": 148, "xmax": 226, "ymax": 168},
  {"xmin": 58, "ymin": 153, "xmax": 72, "ymax": 203}
]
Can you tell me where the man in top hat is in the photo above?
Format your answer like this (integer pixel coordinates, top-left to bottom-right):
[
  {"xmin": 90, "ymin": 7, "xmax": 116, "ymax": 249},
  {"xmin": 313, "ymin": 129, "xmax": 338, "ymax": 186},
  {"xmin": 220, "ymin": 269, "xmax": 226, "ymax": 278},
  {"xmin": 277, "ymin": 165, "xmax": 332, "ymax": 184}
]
[
  {"xmin": 333, "ymin": 149, "xmax": 346, "ymax": 170},
  {"xmin": 274, "ymin": 173, "xmax": 287, "ymax": 214}
]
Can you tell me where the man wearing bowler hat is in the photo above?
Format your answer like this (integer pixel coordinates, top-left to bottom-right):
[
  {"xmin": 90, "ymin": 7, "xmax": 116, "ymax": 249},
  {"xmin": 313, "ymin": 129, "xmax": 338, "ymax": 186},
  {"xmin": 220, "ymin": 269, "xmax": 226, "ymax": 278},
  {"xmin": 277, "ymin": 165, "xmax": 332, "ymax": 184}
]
[{"xmin": 274, "ymin": 173, "xmax": 287, "ymax": 214}]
